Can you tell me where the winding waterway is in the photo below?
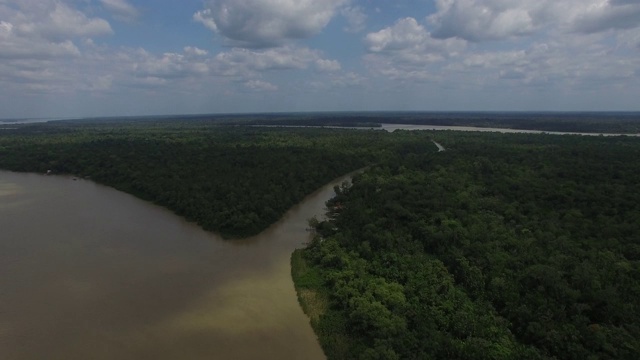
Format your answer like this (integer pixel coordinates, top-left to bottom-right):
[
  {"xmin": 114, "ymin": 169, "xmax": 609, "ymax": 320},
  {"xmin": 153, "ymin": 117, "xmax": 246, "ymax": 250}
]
[{"xmin": 0, "ymin": 170, "xmax": 339, "ymax": 360}]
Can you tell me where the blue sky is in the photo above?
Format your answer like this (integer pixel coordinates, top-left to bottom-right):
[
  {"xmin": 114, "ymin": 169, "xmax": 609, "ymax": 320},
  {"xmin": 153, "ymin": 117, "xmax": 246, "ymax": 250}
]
[{"xmin": 1, "ymin": 0, "xmax": 640, "ymax": 118}]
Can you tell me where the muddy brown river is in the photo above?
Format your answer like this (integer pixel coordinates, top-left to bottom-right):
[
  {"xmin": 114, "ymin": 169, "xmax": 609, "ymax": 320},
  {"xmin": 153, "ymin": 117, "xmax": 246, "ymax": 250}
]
[{"xmin": 0, "ymin": 170, "xmax": 341, "ymax": 359}]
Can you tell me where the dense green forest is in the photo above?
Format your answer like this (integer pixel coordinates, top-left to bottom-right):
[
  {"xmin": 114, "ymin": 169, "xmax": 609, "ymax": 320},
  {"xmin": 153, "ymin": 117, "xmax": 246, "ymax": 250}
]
[
  {"xmin": 2, "ymin": 117, "xmax": 640, "ymax": 359},
  {"xmin": 0, "ymin": 121, "xmax": 392, "ymax": 238},
  {"xmin": 294, "ymin": 131, "xmax": 640, "ymax": 359}
]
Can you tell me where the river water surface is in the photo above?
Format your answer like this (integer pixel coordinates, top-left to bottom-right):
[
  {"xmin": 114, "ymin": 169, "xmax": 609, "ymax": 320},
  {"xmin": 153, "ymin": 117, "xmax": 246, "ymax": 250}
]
[
  {"xmin": 253, "ymin": 123, "xmax": 640, "ymax": 136},
  {"xmin": 0, "ymin": 170, "xmax": 335, "ymax": 359}
]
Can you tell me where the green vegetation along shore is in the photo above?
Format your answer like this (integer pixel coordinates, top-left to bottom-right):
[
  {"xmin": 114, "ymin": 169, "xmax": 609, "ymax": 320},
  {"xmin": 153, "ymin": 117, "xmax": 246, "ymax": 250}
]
[{"xmin": 293, "ymin": 131, "xmax": 640, "ymax": 359}]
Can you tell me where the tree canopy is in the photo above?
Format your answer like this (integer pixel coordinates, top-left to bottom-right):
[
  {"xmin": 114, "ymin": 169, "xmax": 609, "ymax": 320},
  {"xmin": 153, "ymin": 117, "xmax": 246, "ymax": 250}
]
[
  {"xmin": 0, "ymin": 120, "xmax": 389, "ymax": 237},
  {"xmin": 295, "ymin": 130, "xmax": 640, "ymax": 359}
]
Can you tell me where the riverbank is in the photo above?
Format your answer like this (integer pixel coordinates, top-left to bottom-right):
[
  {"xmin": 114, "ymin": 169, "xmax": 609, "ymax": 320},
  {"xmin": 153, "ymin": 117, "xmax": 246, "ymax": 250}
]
[
  {"xmin": 292, "ymin": 249, "xmax": 353, "ymax": 359},
  {"xmin": 291, "ymin": 250, "xmax": 327, "ymax": 324}
]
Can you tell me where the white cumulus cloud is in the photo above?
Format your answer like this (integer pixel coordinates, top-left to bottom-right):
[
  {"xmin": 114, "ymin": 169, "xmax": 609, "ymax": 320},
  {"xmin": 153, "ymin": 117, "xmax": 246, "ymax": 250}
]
[
  {"xmin": 194, "ymin": 0, "xmax": 350, "ymax": 47},
  {"xmin": 364, "ymin": 18, "xmax": 466, "ymax": 82},
  {"xmin": 13, "ymin": 2, "xmax": 113, "ymax": 41},
  {"xmin": 0, "ymin": 1, "xmax": 111, "ymax": 61},
  {"xmin": 429, "ymin": 0, "xmax": 640, "ymax": 42},
  {"xmin": 212, "ymin": 46, "xmax": 335, "ymax": 77},
  {"xmin": 184, "ymin": 46, "xmax": 208, "ymax": 56},
  {"xmin": 193, "ymin": 9, "xmax": 218, "ymax": 32},
  {"xmin": 0, "ymin": 0, "xmax": 112, "ymax": 95},
  {"xmin": 367, "ymin": 17, "xmax": 468, "ymax": 57},
  {"xmin": 429, "ymin": 0, "xmax": 536, "ymax": 41},
  {"xmin": 133, "ymin": 50, "xmax": 211, "ymax": 80},
  {"xmin": 365, "ymin": 17, "xmax": 465, "ymax": 65}
]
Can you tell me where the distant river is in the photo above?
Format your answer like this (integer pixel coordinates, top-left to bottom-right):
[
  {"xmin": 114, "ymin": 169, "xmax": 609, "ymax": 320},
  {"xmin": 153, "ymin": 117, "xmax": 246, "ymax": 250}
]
[
  {"xmin": 252, "ymin": 124, "xmax": 640, "ymax": 136},
  {"xmin": 0, "ymin": 170, "xmax": 335, "ymax": 360},
  {"xmin": 378, "ymin": 124, "xmax": 640, "ymax": 136}
]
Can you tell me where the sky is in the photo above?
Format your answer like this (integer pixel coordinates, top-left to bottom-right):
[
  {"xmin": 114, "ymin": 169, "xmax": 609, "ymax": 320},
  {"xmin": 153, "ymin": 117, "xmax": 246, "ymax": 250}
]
[{"xmin": 1, "ymin": 0, "xmax": 640, "ymax": 119}]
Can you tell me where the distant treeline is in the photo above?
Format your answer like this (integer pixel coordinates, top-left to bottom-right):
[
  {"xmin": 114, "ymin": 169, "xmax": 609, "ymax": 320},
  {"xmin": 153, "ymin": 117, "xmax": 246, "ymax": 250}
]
[
  {"xmin": 377, "ymin": 112, "xmax": 640, "ymax": 134},
  {"xmin": 242, "ymin": 111, "xmax": 639, "ymax": 134},
  {"xmin": 212, "ymin": 111, "xmax": 640, "ymax": 133},
  {"xmin": 19, "ymin": 111, "xmax": 640, "ymax": 133},
  {"xmin": 294, "ymin": 131, "xmax": 640, "ymax": 359}
]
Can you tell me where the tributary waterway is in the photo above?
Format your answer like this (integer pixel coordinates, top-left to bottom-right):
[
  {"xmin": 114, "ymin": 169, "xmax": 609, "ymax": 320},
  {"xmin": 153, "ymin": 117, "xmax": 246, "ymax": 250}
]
[{"xmin": 0, "ymin": 170, "xmax": 337, "ymax": 359}]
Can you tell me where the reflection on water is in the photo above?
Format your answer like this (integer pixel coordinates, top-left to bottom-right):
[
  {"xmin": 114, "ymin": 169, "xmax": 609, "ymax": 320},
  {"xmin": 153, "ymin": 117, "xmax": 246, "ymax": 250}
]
[{"xmin": 0, "ymin": 170, "xmax": 335, "ymax": 360}]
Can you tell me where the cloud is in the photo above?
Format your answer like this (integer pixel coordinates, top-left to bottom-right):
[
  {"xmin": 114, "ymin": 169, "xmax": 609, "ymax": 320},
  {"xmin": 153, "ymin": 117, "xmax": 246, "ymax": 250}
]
[
  {"xmin": 307, "ymin": 71, "xmax": 366, "ymax": 91},
  {"xmin": 0, "ymin": 1, "xmax": 114, "ymax": 96},
  {"xmin": 126, "ymin": 44, "xmax": 341, "ymax": 89},
  {"xmin": 364, "ymin": 55, "xmax": 438, "ymax": 82},
  {"xmin": 3, "ymin": 0, "xmax": 639, "ymax": 116},
  {"xmin": 0, "ymin": 1, "xmax": 111, "ymax": 60},
  {"xmin": 365, "ymin": 17, "xmax": 465, "ymax": 67},
  {"xmin": 184, "ymin": 46, "xmax": 208, "ymax": 56},
  {"xmin": 78, "ymin": 46, "xmax": 214, "ymax": 91},
  {"xmin": 129, "ymin": 76, "xmax": 168, "ymax": 88},
  {"xmin": 12, "ymin": 2, "xmax": 113, "ymax": 41},
  {"xmin": 364, "ymin": 10, "xmax": 640, "ymax": 92},
  {"xmin": 364, "ymin": 18, "xmax": 466, "ymax": 82},
  {"xmin": 366, "ymin": 18, "xmax": 450, "ymax": 53},
  {"xmin": 193, "ymin": 9, "xmax": 218, "ymax": 32},
  {"xmin": 88, "ymin": 74, "xmax": 113, "ymax": 91},
  {"xmin": 244, "ymin": 79, "xmax": 278, "ymax": 91},
  {"xmin": 429, "ymin": 0, "xmax": 536, "ymax": 41},
  {"xmin": 212, "ymin": 46, "xmax": 336, "ymax": 77},
  {"xmin": 341, "ymin": 6, "xmax": 367, "ymax": 33},
  {"xmin": 194, "ymin": 0, "xmax": 349, "ymax": 47},
  {"xmin": 0, "ymin": 37, "xmax": 81, "ymax": 60},
  {"xmin": 315, "ymin": 59, "xmax": 341, "ymax": 72},
  {"xmin": 330, "ymin": 71, "xmax": 366, "ymax": 87},
  {"xmin": 0, "ymin": 21, "xmax": 12, "ymax": 35},
  {"xmin": 617, "ymin": 27, "xmax": 640, "ymax": 49},
  {"xmin": 571, "ymin": 1, "xmax": 640, "ymax": 34},
  {"xmin": 428, "ymin": 0, "xmax": 640, "ymax": 42},
  {"xmin": 133, "ymin": 50, "xmax": 211, "ymax": 80},
  {"xmin": 120, "ymin": 45, "xmax": 347, "ymax": 97},
  {"xmin": 435, "ymin": 37, "xmax": 640, "ymax": 92},
  {"xmin": 100, "ymin": 0, "xmax": 139, "ymax": 23}
]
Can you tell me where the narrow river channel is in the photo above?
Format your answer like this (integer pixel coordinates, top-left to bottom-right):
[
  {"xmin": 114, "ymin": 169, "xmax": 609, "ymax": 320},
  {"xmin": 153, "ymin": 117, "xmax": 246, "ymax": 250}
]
[{"xmin": 0, "ymin": 170, "xmax": 341, "ymax": 359}]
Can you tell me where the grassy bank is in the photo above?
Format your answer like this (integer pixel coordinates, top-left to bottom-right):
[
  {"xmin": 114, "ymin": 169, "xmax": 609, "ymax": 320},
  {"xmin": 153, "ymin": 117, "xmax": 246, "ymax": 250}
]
[{"xmin": 292, "ymin": 249, "xmax": 354, "ymax": 359}]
